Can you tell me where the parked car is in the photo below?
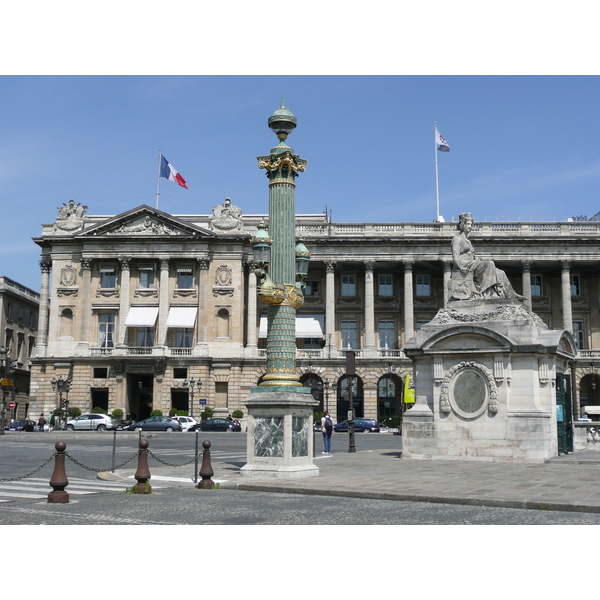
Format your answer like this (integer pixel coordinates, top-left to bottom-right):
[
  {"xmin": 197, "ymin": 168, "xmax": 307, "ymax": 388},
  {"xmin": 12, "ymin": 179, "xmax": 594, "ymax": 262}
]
[
  {"xmin": 6, "ymin": 419, "xmax": 36, "ymax": 432},
  {"xmin": 190, "ymin": 418, "xmax": 241, "ymax": 432},
  {"xmin": 66, "ymin": 413, "xmax": 115, "ymax": 431},
  {"xmin": 334, "ymin": 418, "xmax": 380, "ymax": 433},
  {"xmin": 172, "ymin": 416, "xmax": 199, "ymax": 432},
  {"xmin": 126, "ymin": 416, "xmax": 182, "ymax": 432}
]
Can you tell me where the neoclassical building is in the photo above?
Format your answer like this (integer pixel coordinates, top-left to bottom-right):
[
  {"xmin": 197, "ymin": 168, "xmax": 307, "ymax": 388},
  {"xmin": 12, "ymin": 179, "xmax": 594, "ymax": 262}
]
[{"xmin": 29, "ymin": 198, "xmax": 600, "ymax": 423}]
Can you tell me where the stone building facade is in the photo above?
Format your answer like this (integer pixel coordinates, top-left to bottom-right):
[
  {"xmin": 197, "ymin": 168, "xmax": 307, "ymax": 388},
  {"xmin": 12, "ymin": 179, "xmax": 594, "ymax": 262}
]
[
  {"xmin": 0, "ymin": 275, "xmax": 40, "ymax": 420},
  {"xmin": 29, "ymin": 200, "xmax": 600, "ymax": 424}
]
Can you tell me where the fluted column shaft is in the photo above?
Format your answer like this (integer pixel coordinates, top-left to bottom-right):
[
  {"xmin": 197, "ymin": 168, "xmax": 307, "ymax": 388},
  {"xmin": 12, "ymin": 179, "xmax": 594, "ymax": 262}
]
[
  {"xmin": 561, "ymin": 261, "xmax": 573, "ymax": 332},
  {"xmin": 364, "ymin": 261, "xmax": 376, "ymax": 353},
  {"xmin": 117, "ymin": 257, "xmax": 130, "ymax": 346},
  {"xmin": 36, "ymin": 258, "xmax": 51, "ymax": 356},
  {"xmin": 403, "ymin": 260, "xmax": 414, "ymax": 343},
  {"xmin": 157, "ymin": 259, "xmax": 170, "ymax": 345},
  {"xmin": 325, "ymin": 261, "xmax": 336, "ymax": 352},
  {"xmin": 521, "ymin": 260, "xmax": 532, "ymax": 311}
]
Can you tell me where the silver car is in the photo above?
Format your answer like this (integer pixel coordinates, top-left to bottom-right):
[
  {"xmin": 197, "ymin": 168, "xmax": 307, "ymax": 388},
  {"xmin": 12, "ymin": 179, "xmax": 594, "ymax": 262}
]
[{"xmin": 66, "ymin": 413, "xmax": 115, "ymax": 431}]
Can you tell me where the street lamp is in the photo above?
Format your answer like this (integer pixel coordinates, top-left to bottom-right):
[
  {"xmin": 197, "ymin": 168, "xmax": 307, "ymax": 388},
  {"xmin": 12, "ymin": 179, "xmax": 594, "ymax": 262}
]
[
  {"xmin": 51, "ymin": 375, "xmax": 71, "ymax": 429},
  {"xmin": 323, "ymin": 379, "xmax": 330, "ymax": 414},
  {"xmin": 183, "ymin": 377, "xmax": 203, "ymax": 419},
  {"xmin": 0, "ymin": 346, "xmax": 7, "ymax": 436}
]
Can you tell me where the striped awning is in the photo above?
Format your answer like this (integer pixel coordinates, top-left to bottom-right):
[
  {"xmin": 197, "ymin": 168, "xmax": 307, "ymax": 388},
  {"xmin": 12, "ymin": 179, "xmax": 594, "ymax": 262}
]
[
  {"xmin": 124, "ymin": 306, "xmax": 159, "ymax": 327},
  {"xmin": 259, "ymin": 317, "xmax": 324, "ymax": 338},
  {"xmin": 166, "ymin": 307, "xmax": 197, "ymax": 328}
]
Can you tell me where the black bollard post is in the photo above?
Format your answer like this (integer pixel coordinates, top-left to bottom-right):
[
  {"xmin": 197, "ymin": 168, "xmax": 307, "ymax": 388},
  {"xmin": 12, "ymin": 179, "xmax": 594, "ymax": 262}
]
[
  {"xmin": 197, "ymin": 440, "xmax": 215, "ymax": 489},
  {"xmin": 133, "ymin": 438, "xmax": 152, "ymax": 494},
  {"xmin": 48, "ymin": 441, "xmax": 69, "ymax": 503}
]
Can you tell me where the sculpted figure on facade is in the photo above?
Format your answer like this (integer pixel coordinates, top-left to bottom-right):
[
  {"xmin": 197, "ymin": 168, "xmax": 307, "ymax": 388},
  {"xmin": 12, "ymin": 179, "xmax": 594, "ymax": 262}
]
[
  {"xmin": 450, "ymin": 212, "xmax": 523, "ymax": 302},
  {"xmin": 54, "ymin": 199, "xmax": 88, "ymax": 233},
  {"xmin": 210, "ymin": 198, "xmax": 243, "ymax": 231}
]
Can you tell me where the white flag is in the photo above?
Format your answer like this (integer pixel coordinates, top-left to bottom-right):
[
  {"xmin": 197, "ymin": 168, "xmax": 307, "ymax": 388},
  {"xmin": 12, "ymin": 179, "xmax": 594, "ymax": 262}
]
[{"xmin": 436, "ymin": 126, "xmax": 450, "ymax": 152}]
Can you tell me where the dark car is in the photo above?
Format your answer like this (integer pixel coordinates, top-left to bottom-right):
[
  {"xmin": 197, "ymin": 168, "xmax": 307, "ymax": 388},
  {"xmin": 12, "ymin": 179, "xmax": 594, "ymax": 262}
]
[
  {"xmin": 334, "ymin": 418, "xmax": 380, "ymax": 433},
  {"xmin": 6, "ymin": 419, "xmax": 36, "ymax": 432},
  {"xmin": 126, "ymin": 416, "xmax": 182, "ymax": 432},
  {"xmin": 190, "ymin": 418, "xmax": 241, "ymax": 432}
]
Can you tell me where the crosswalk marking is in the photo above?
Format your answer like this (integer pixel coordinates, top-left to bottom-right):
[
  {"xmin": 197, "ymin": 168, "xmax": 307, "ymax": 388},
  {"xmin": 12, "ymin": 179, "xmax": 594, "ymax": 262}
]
[{"xmin": 0, "ymin": 476, "xmax": 141, "ymax": 503}]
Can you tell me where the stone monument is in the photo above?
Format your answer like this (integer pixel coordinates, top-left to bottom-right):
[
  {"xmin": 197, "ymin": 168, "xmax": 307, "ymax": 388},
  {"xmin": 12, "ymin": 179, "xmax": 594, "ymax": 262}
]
[{"xmin": 402, "ymin": 212, "xmax": 577, "ymax": 462}]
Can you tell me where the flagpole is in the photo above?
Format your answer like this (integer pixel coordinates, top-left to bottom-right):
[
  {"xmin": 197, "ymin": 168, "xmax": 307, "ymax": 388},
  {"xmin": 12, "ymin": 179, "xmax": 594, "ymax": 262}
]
[
  {"xmin": 434, "ymin": 122, "xmax": 440, "ymax": 222},
  {"xmin": 156, "ymin": 150, "xmax": 162, "ymax": 209}
]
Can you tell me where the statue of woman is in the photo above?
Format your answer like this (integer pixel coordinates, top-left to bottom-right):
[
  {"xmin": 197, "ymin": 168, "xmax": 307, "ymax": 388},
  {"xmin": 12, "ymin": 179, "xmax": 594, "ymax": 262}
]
[{"xmin": 452, "ymin": 212, "xmax": 523, "ymax": 301}]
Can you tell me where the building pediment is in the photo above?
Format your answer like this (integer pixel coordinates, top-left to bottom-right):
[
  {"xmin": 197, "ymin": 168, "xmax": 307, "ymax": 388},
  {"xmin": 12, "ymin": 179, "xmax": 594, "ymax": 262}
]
[{"xmin": 76, "ymin": 205, "xmax": 215, "ymax": 239}]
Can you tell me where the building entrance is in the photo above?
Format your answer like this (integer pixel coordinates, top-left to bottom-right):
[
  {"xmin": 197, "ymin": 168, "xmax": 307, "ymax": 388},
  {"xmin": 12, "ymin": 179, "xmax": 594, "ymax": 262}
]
[{"xmin": 127, "ymin": 374, "xmax": 154, "ymax": 421}]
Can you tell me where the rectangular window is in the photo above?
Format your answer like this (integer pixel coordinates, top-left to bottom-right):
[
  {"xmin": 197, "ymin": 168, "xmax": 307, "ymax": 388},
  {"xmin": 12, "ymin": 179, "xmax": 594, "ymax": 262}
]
[
  {"xmin": 136, "ymin": 327, "xmax": 154, "ymax": 347},
  {"xmin": 215, "ymin": 382, "xmax": 228, "ymax": 408},
  {"xmin": 98, "ymin": 313, "xmax": 115, "ymax": 348},
  {"xmin": 573, "ymin": 320, "xmax": 585, "ymax": 350},
  {"xmin": 341, "ymin": 320, "xmax": 358, "ymax": 349},
  {"xmin": 305, "ymin": 276, "xmax": 319, "ymax": 297},
  {"xmin": 173, "ymin": 367, "xmax": 188, "ymax": 379},
  {"xmin": 378, "ymin": 274, "xmax": 393, "ymax": 296},
  {"xmin": 341, "ymin": 274, "xmax": 356, "ymax": 296},
  {"xmin": 531, "ymin": 274, "xmax": 543, "ymax": 297},
  {"xmin": 100, "ymin": 265, "xmax": 117, "ymax": 288},
  {"xmin": 175, "ymin": 328, "xmax": 193, "ymax": 348},
  {"xmin": 139, "ymin": 264, "xmax": 155, "ymax": 288},
  {"xmin": 378, "ymin": 319, "xmax": 395, "ymax": 349},
  {"xmin": 177, "ymin": 265, "xmax": 194, "ymax": 288},
  {"xmin": 416, "ymin": 274, "xmax": 431, "ymax": 296},
  {"xmin": 570, "ymin": 274, "xmax": 581, "ymax": 297},
  {"xmin": 93, "ymin": 368, "xmax": 108, "ymax": 379}
]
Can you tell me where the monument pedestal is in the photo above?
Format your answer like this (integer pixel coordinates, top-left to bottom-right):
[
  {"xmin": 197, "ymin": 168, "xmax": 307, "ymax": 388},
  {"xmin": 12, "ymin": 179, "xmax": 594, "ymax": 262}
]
[
  {"xmin": 240, "ymin": 386, "xmax": 320, "ymax": 479},
  {"xmin": 402, "ymin": 299, "xmax": 577, "ymax": 463}
]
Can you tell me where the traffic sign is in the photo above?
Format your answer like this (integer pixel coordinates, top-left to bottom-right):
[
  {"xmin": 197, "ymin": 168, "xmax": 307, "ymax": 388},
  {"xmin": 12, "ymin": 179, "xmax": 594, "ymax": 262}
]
[
  {"xmin": 1, "ymin": 378, "xmax": 13, "ymax": 386},
  {"xmin": 8, "ymin": 401, "xmax": 15, "ymax": 409}
]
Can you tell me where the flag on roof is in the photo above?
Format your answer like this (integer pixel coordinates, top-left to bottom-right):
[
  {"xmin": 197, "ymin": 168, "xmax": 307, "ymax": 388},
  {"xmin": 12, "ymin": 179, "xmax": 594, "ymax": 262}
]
[
  {"xmin": 160, "ymin": 154, "xmax": 188, "ymax": 188},
  {"xmin": 435, "ymin": 127, "xmax": 450, "ymax": 152}
]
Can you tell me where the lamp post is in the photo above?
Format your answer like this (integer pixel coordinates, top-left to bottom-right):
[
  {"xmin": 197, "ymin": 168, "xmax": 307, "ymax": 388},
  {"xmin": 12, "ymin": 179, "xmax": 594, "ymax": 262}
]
[
  {"xmin": 183, "ymin": 377, "xmax": 202, "ymax": 420},
  {"xmin": 51, "ymin": 375, "xmax": 71, "ymax": 430},
  {"xmin": 323, "ymin": 379, "xmax": 330, "ymax": 414},
  {"xmin": 253, "ymin": 97, "xmax": 309, "ymax": 388},
  {"xmin": 0, "ymin": 346, "xmax": 7, "ymax": 436}
]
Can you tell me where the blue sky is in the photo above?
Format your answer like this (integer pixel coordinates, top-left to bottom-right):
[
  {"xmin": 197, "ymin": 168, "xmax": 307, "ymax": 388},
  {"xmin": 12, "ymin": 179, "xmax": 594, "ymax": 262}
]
[{"xmin": 2, "ymin": 75, "xmax": 600, "ymax": 291}]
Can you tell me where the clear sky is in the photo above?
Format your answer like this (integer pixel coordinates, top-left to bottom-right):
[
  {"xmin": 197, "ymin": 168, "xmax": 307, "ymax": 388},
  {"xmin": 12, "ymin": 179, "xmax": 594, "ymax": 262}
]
[{"xmin": 2, "ymin": 75, "xmax": 600, "ymax": 291}]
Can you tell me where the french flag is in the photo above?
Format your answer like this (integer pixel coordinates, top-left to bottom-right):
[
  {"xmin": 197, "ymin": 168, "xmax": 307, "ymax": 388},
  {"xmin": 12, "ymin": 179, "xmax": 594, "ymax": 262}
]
[{"xmin": 160, "ymin": 154, "xmax": 188, "ymax": 189}]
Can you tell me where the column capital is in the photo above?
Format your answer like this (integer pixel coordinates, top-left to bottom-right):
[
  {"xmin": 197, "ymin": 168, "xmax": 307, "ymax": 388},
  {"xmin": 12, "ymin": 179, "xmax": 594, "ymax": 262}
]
[
  {"xmin": 364, "ymin": 260, "xmax": 375, "ymax": 271},
  {"xmin": 403, "ymin": 259, "xmax": 414, "ymax": 271},
  {"xmin": 118, "ymin": 256, "xmax": 131, "ymax": 269},
  {"xmin": 198, "ymin": 257, "xmax": 211, "ymax": 270},
  {"xmin": 80, "ymin": 257, "xmax": 92, "ymax": 270},
  {"xmin": 561, "ymin": 260, "xmax": 571, "ymax": 272},
  {"xmin": 160, "ymin": 258, "xmax": 170, "ymax": 270},
  {"xmin": 520, "ymin": 259, "xmax": 533, "ymax": 270},
  {"xmin": 39, "ymin": 257, "xmax": 52, "ymax": 273},
  {"xmin": 325, "ymin": 260, "xmax": 337, "ymax": 273}
]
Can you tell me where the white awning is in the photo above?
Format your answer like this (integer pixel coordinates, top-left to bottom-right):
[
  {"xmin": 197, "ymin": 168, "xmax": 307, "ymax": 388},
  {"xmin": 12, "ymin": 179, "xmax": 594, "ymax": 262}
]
[
  {"xmin": 166, "ymin": 307, "xmax": 197, "ymax": 328},
  {"xmin": 259, "ymin": 317, "xmax": 323, "ymax": 338},
  {"xmin": 124, "ymin": 306, "xmax": 159, "ymax": 327}
]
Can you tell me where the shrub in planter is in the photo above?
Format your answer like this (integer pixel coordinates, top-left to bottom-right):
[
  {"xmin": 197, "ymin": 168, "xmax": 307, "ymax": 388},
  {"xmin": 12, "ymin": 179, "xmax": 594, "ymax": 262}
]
[
  {"xmin": 92, "ymin": 407, "xmax": 107, "ymax": 414},
  {"xmin": 68, "ymin": 406, "xmax": 82, "ymax": 419},
  {"xmin": 200, "ymin": 407, "xmax": 214, "ymax": 422},
  {"xmin": 150, "ymin": 409, "xmax": 163, "ymax": 417},
  {"xmin": 232, "ymin": 410, "xmax": 244, "ymax": 419}
]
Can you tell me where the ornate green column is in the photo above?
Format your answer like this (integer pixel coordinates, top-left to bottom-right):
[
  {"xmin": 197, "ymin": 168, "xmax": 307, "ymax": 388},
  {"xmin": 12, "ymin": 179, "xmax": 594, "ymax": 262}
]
[{"xmin": 255, "ymin": 99, "xmax": 308, "ymax": 388}]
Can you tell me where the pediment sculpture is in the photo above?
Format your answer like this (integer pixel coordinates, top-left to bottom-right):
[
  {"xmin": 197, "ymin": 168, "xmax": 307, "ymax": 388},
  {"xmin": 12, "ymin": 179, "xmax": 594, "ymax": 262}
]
[
  {"xmin": 54, "ymin": 199, "xmax": 88, "ymax": 233},
  {"xmin": 106, "ymin": 216, "xmax": 183, "ymax": 236},
  {"xmin": 211, "ymin": 197, "xmax": 243, "ymax": 231}
]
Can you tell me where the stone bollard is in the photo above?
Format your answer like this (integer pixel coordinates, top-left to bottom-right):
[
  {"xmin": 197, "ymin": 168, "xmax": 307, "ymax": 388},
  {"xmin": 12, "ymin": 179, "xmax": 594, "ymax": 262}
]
[
  {"xmin": 133, "ymin": 438, "xmax": 152, "ymax": 494},
  {"xmin": 197, "ymin": 440, "xmax": 215, "ymax": 489},
  {"xmin": 48, "ymin": 441, "xmax": 69, "ymax": 503}
]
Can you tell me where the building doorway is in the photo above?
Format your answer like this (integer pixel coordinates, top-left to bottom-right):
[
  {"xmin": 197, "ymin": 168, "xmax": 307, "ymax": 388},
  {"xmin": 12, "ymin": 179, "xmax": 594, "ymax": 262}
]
[
  {"xmin": 171, "ymin": 389, "xmax": 189, "ymax": 415},
  {"xmin": 127, "ymin": 374, "xmax": 154, "ymax": 421},
  {"xmin": 91, "ymin": 389, "xmax": 109, "ymax": 413}
]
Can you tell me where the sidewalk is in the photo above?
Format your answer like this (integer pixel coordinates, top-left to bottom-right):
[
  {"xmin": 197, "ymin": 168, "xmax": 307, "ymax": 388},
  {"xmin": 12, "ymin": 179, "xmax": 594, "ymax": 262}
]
[{"xmin": 106, "ymin": 447, "xmax": 600, "ymax": 514}]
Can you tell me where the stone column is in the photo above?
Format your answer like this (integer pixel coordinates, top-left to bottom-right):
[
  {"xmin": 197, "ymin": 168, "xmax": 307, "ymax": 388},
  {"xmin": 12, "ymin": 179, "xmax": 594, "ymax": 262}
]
[
  {"xmin": 76, "ymin": 257, "xmax": 93, "ymax": 351},
  {"xmin": 246, "ymin": 262, "xmax": 258, "ymax": 353},
  {"xmin": 403, "ymin": 260, "xmax": 414, "ymax": 343},
  {"xmin": 157, "ymin": 258, "xmax": 170, "ymax": 346},
  {"xmin": 442, "ymin": 259, "xmax": 451, "ymax": 307},
  {"xmin": 196, "ymin": 257, "xmax": 210, "ymax": 353},
  {"xmin": 325, "ymin": 261, "xmax": 336, "ymax": 354},
  {"xmin": 36, "ymin": 257, "xmax": 51, "ymax": 357},
  {"xmin": 363, "ymin": 261, "xmax": 376, "ymax": 356},
  {"xmin": 521, "ymin": 260, "xmax": 532, "ymax": 311},
  {"xmin": 561, "ymin": 260, "xmax": 573, "ymax": 332},
  {"xmin": 117, "ymin": 257, "xmax": 131, "ymax": 346}
]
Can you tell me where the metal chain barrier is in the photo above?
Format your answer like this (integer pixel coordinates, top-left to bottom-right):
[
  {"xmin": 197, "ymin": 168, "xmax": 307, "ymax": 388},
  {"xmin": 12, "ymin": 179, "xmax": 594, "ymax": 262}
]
[
  {"xmin": 64, "ymin": 450, "xmax": 140, "ymax": 473},
  {"xmin": 0, "ymin": 453, "xmax": 57, "ymax": 482},
  {"xmin": 147, "ymin": 448, "xmax": 199, "ymax": 468}
]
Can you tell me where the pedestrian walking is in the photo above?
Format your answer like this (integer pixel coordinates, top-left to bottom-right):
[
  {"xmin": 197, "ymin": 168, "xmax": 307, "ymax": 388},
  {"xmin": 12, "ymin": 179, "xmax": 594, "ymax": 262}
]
[
  {"xmin": 37, "ymin": 414, "xmax": 46, "ymax": 432},
  {"xmin": 321, "ymin": 411, "xmax": 333, "ymax": 454}
]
